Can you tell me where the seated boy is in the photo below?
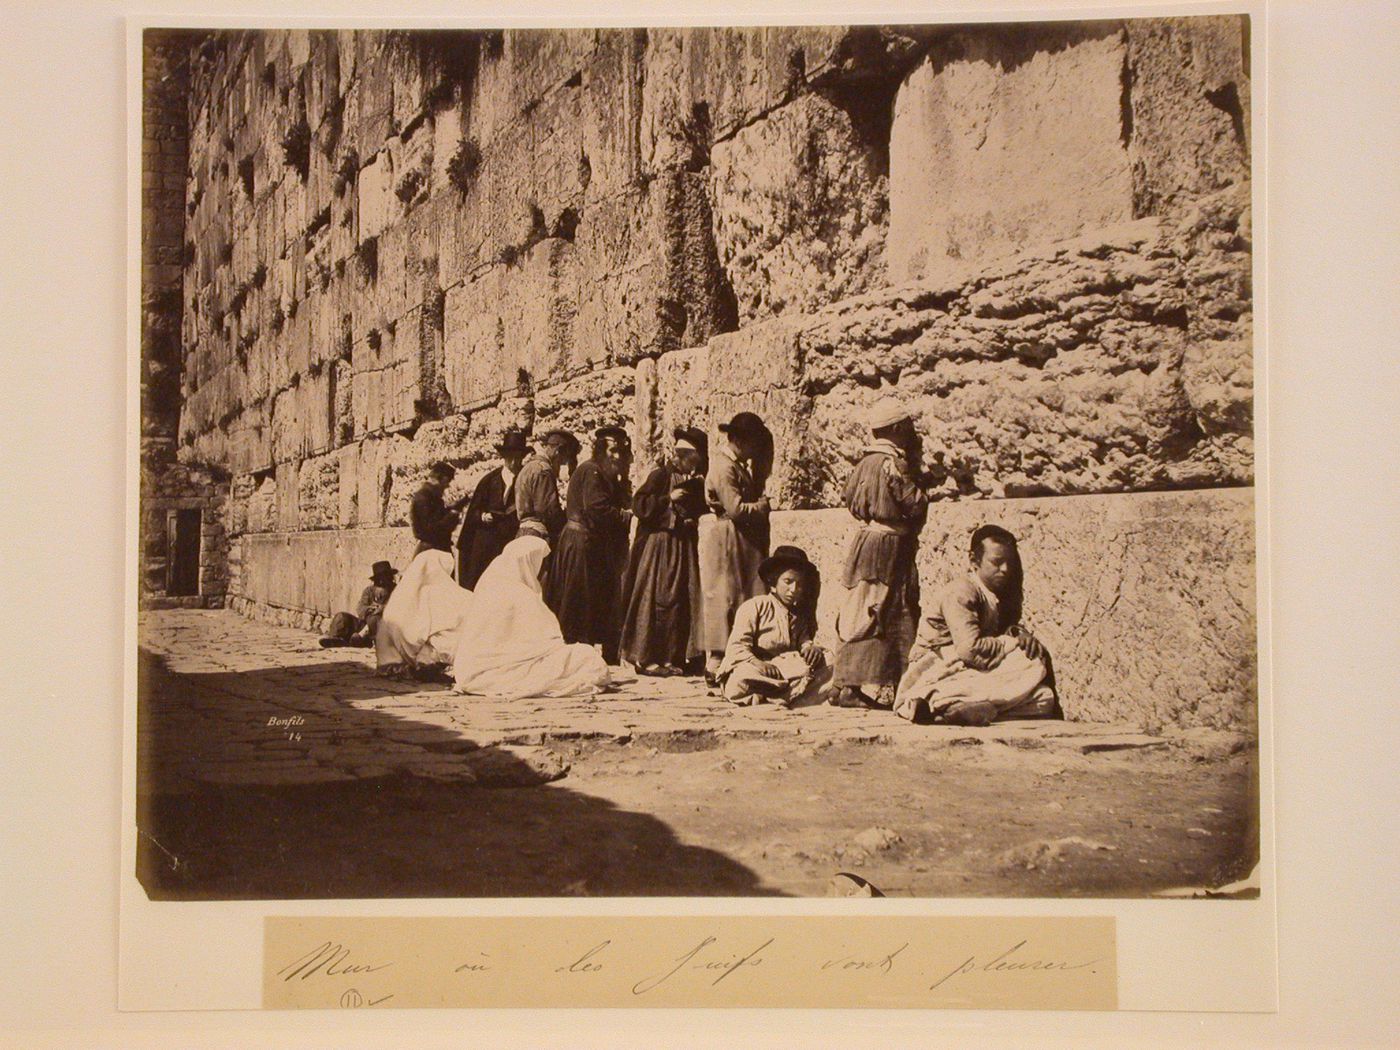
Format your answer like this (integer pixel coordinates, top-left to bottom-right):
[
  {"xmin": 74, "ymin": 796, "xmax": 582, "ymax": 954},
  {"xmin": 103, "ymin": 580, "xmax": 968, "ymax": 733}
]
[
  {"xmin": 717, "ymin": 546, "xmax": 831, "ymax": 707},
  {"xmin": 319, "ymin": 561, "xmax": 398, "ymax": 648},
  {"xmin": 894, "ymin": 525, "xmax": 1060, "ymax": 726}
]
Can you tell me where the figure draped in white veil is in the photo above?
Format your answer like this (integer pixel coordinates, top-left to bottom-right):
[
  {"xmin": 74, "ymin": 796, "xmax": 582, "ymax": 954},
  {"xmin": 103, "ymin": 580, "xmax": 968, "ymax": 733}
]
[
  {"xmin": 451, "ymin": 535, "xmax": 611, "ymax": 699},
  {"xmin": 374, "ymin": 548, "xmax": 472, "ymax": 678}
]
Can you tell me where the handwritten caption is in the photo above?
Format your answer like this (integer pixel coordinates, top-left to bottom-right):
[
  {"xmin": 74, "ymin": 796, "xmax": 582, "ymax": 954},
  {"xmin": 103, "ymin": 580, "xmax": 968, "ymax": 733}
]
[{"xmin": 265, "ymin": 916, "xmax": 1115, "ymax": 1010}]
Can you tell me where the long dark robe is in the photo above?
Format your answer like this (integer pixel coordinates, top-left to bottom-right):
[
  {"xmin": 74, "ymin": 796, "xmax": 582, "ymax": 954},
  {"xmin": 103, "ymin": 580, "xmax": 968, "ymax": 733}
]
[
  {"xmin": 543, "ymin": 459, "xmax": 630, "ymax": 663},
  {"xmin": 456, "ymin": 467, "xmax": 518, "ymax": 588},
  {"xmin": 618, "ymin": 467, "xmax": 705, "ymax": 669}
]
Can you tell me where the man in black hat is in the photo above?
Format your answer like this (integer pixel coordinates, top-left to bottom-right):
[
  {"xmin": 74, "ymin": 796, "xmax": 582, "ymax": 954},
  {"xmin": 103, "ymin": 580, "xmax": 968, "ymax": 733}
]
[
  {"xmin": 318, "ymin": 561, "xmax": 398, "ymax": 648},
  {"xmin": 456, "ymin": 430, "xmax": 530, "ymax": 588},
  {"xmin": 515, "ymin": 428, "xmax": 579, "ymax": 542},
  {"xmin": 545, "ymin": 425, "xmax": 633, "ymax": 664},
  {"xmin": 699, "ymin": 410, "xmax": 774, "ymax": 685},
  {"xmin": 619, "ymin": 426, "xmax": 709, "ymax": 675},
  {"xmin": 410, "ymin": 461, "xmax": 468, "ymax": 557}
]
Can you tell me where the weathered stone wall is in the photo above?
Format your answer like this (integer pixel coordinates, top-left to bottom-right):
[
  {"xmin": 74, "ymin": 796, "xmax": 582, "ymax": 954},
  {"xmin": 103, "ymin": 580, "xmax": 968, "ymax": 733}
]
[
  {"xmin": 140, "ymin": 31, "xmax": 229, "ymax": 609},
  {"xmin": 163, "ymin": 19, "xmax": 1255, "ymax": 729}
]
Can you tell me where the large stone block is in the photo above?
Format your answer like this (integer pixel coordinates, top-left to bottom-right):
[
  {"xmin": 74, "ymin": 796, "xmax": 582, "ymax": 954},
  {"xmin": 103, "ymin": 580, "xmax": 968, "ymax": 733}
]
[
  {"xmin": 297, "ymin": 453, "xmax": 339, "ymax": 529},
  {"xmin": 1125, "ymin": 16, "xmax": 1251, "ymax": 215},
  {"xmin": 641, "ymin": 26, "xmax": 852, "ymax": 155},
  {"xmin": 532, "ymin": 364, "xmax": 634, "ymax": 441},
  {"xmin": 442, "ymin": 238, "xmax": 578, "ymax": 408},
  {"xmin": 356, "ymin": 148, "xmax": 397, "ymax": 242},
  {"xmin": 233, "ymin": 527, "xmax": 420, "ymax": 621},
  {"xmin": 710, "ymin": 92, "xmax": 887, "ymax": 324},
  {"xmin": 578, "ymin": 29, "xmax": 646, "ymax": 198},
  {"xmin": 772, "ymin": 487, "xmax": 1256, "ymax": 732},
  {"xmin": 888, "ymin": 22, "xmax": 1134, "ymax": 285}
]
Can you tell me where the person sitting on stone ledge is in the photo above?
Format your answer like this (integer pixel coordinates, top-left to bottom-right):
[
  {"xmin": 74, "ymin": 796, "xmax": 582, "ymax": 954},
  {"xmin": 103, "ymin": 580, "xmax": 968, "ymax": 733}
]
[
  {"xmin": 318, "ymin": 560, "xmax": 398, "ymax": 648},
  {"xmin": 375, "ymin": 548, "xmax": 473, "ymax": 682},
  {"xmin": 894, "ymin": 525, "xmax": 1061, "ymax": 726},
  {"xmin": 716, "ymin": 546, "xmax": 831, "ymax": 708},
  {"xmin": 514, "ymin": 429, "xmax": 579, "ymax": 543},
  {"xmin": 411, "ymin": 462, "xmax": 469, "ymax": 558},
  {"xmin": 619, "ymin": 426, "xmax": 709, "ymax": 677},
  {"xmin": 452, "ymin": 535, "xmax": 611, "ymax": 699}
]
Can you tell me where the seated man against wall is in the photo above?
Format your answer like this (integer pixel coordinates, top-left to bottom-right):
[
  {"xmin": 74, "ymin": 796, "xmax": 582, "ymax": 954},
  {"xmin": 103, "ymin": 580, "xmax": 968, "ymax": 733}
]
[
  {"xmin": 894, "ymin": 525, "xmax": 1061, "ymax": 726},
  {"xmin": 318, "ymin": 561, "xmax": 398, "ymax": 648}
]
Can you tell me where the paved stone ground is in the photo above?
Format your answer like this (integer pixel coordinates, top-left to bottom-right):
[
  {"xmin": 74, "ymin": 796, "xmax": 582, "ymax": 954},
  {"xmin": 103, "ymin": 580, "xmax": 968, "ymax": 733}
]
[
  {"xmin": 136, "ymin": 610, "xmax": 1257, "ymax": 899},
  {"xmin": 137, "ymin": 609, "xmax": 1186, "ymax": 793}
]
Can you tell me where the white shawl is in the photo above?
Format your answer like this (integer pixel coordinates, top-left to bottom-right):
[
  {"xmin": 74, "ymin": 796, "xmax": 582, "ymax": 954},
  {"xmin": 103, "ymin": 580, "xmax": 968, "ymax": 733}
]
[
  {"xmin": 451, "ymin": 536, "xmax": 610, "ymax": 698},
  {"xmin": 374, "ymin": 549, "xmax": 473, "ymax": 669}
]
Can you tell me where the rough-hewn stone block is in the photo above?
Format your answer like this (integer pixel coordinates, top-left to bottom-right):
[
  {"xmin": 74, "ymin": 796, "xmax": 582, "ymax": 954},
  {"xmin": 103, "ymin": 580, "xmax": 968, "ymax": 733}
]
[
  {"xmin": 710, "ymin": 92, "xmax": 887, "ymax": 324},
  {"xmin": 888, "ymin": 23, "xmax": 1134, "ymax": 285},
  {"xmin": 1125, "ymin": 16, "xmax": 1251, "ymax": 215},
  {"xmin": 533, "ymin": 364, "xmax": 634, "ymax": 441}
]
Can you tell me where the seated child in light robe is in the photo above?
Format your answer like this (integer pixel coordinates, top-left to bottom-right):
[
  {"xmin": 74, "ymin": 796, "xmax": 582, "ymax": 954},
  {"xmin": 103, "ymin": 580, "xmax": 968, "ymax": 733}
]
[
  {"xmin": 717, "ymin": 545, "xmax": 831, "ymax": 707},
  {"xmin": 895, "ymin": 525, "xmax": 1060, "ymax": 726}
]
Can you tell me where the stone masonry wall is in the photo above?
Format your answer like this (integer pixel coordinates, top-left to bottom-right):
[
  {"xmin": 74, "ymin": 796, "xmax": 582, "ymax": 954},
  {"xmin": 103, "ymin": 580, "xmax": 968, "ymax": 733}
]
[
  {"xmin": 140, "ymin": 31, "xmax": 228, "ymax": 608},
  {"xmin": 164, "ymin": 18, "xmax": 1255, "ymax": 730}
]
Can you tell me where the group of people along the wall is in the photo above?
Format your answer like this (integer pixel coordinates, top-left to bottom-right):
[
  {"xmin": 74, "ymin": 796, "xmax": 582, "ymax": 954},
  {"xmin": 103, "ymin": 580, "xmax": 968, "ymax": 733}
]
[{"xmin": 319, "ymin": 401, "xmax": 1061, "ymax": 726}]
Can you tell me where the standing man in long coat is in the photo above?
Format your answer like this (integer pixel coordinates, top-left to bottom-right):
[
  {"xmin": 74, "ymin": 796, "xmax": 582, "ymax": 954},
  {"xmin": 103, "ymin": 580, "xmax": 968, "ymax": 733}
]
[
  {"xmin": 545, "ymin": 426, "xmax": 633, "ymax": 665},
  {"xmin": 514, "ymin": 429, "xmax": 579, "ymax": 542},
  {"xmin": 619, "ymin": 426, "xmax": 708, "ymax": 675},
  {"xmin": 699, "ymin": 411, "xmax": 773, "ymax": 686},
  {"xmin": 831, "ymin": 399, "xmax": 930, "ymax": 709},
  {"xmin": 455, "ymin": 430, "xmax": 529, "ymax": 587}
]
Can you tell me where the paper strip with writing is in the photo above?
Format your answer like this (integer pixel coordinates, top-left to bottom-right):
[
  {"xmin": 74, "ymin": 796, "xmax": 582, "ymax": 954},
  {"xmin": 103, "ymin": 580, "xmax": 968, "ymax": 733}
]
[{"xmin": 264, "ymin": 915, "xmax": 1116, "ymax": 1010}]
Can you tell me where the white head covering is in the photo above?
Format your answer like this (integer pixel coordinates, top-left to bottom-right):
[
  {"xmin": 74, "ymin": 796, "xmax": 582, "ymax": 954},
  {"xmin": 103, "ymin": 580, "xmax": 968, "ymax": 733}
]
[
  {"xmin": 451, "ymin": 537, "xmax": 609, "ymax": 698},
  {"xmin": 375, "ymin": 549, "xmax": 472, "ymax": 670},
  {"xmin": 867, "ymin": 397, "xmax": 912, "ymax": 433}
]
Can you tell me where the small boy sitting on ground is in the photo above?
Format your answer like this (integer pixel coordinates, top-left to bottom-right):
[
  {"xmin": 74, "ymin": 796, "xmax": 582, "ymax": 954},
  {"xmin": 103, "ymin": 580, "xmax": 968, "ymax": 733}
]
[
  {"xmin": 319, "ymin": 561, "xmax": 398, "ymax": 648},
  {"xmin": 716, "ymin": 545, "xmax": 831, "ymax": 707},
  {"xmin": 894, "ymin": 525, "xmax": 1060, "ymax": 725}
]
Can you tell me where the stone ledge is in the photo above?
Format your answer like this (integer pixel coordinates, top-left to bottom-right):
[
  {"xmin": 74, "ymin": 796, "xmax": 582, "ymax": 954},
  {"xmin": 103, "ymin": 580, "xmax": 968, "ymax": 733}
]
[{"xmin": 219, "ymin": 486, "xmax": 1255, "ymax": 733}]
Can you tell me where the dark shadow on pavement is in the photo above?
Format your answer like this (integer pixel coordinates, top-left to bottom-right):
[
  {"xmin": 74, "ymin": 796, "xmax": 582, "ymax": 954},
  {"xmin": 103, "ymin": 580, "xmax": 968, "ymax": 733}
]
[{"xmin": 136, "ymin": 648, "xmax": 784, "ymax": 900}]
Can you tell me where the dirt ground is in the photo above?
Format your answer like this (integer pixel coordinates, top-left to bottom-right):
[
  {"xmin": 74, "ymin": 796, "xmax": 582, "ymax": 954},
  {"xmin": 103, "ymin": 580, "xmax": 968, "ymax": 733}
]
[{"xmin": 139, "ymin": 734, "xmax": 1256, "ymax": 900}]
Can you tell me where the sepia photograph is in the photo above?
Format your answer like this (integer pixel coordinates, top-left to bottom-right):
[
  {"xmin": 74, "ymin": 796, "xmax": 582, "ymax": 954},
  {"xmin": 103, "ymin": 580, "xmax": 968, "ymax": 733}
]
[{"xmin": 135, "ymin": 16, "xmax": 1259, "ymax": 902}]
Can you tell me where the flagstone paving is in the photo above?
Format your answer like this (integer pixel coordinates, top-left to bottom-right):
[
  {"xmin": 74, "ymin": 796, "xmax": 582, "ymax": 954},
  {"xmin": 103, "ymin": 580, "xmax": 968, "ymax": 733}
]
[{"xmin": 136, "ymin": 609, "xmax": 1192, "ymax": 793}]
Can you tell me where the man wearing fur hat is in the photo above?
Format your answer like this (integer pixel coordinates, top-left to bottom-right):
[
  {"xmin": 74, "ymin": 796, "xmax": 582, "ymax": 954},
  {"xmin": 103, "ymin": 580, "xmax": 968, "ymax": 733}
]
[{"xmin": 831, "ymin": 399, "xmax": 930, "ymax": 709}]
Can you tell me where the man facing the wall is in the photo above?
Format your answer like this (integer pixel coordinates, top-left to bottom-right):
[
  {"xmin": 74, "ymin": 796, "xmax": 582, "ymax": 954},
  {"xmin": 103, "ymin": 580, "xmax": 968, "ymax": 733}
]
[
  {"xmin": 831, "ymin": 400, "xmax": 930, "ymax": 709},
  {"xmin": 515, "ymin": 429, "xmax": 580, "ymax": 543}
]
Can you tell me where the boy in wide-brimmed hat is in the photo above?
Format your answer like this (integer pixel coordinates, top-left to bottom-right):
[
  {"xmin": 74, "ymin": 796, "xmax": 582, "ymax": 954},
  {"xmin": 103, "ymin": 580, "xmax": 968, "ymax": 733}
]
[
  {"xmin": 715, "ymin": 545, "xmax": 830, "ymax": 707},
  {"xmin": 318, "ymin": 560, "xmax": 398, "ymax": 648},
  {"xmin": 699, "ymin": 410, "xmax": 775, "ymax": 685},
  {"xmin": 456, "ymin": 429, "xmax": 531, "ymax": 587}
]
